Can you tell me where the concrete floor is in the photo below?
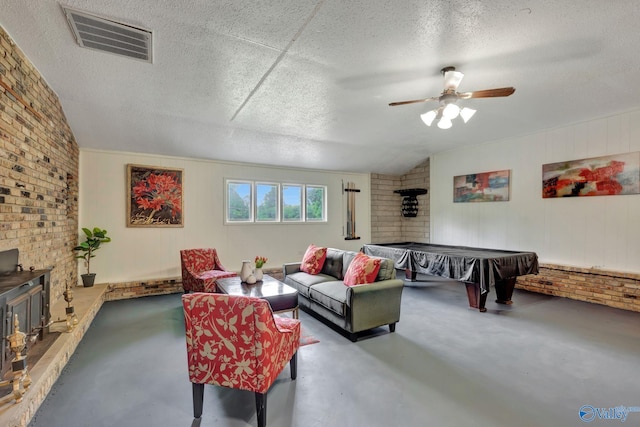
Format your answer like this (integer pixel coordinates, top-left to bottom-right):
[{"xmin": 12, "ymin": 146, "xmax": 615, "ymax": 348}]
[{"xmin": 28, "ymin": 273, "xmax": 640, "ymax": 427}]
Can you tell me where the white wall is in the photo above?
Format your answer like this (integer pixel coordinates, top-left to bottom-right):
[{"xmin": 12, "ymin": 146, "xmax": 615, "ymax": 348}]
[
  {"xmin": 79, "ymin": 149, "xmax": 371, "ymax": 283},
  {"xmin": 431, "ymin": 109, "xmax": 640, "ymax": 273}
]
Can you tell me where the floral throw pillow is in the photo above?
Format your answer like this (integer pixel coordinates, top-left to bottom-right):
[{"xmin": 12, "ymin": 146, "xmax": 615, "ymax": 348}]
[
  {"xmin": 343, "ymin": 252, "xmax": 381, "ymax": 286},
  {"xmin": 300, "ymin": 244, "xmax": 327, "ymax": 275}
]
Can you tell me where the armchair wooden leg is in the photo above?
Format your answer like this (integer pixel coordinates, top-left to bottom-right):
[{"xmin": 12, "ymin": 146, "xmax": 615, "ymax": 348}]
[
  {"xmin": 389, "ymin": 322, "xmax": 396, "ymax": 333},
  {"xmin": 290, "ymin": 351, "xmax": 297, "ymax": 380},
  {"xmin": 192, "ymin": 383, "xmax": 204, "ymax": 418},
  {"xmin": 255, "ymin": 392, "xmax": 267, "ymax": 427}
]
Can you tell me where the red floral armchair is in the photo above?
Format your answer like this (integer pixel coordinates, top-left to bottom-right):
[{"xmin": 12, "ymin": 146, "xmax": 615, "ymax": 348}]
[
  {"xmin": 182, "ymin": 293, "xmax": 301, "ymax": 427},
  {"xmin": 180, "ymin": 248, "xmax": 237, "ymax": 293}
]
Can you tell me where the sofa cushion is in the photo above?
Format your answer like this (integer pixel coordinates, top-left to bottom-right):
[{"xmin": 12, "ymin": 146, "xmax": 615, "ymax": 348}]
[
  {"xmin": 344, "ymin": 253, "xmax": 381, "ymax": 286},
  {"xmin": 342, "ymin": 251, "xmax": 357, "ymax": 278},
  {"xmin": 284, "ymin": 272, "xmax": 335, "ymax": 298},
  {"xmin": 308, "ymin": 280, "xmax": 348, "ymax": 316},
  {"xmin": 300, "ymin": 244, "xmax": 327, "ymax": 275},
  {"xmin": 320, "ymin": 248, "xmax": 345, "ymax": 280},
  {"xmin": 376, "ymin": 258, "xmax": 396, "ymax": 281}
]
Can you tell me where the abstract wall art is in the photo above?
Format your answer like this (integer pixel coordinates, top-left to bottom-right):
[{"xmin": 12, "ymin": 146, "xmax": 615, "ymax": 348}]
[
  {"xmin": 453, "ymin": 169, "xmax": 510, "ymax": 203},
  {"xmin": 542, "ymin": 152, "xmax": 640, "ymax": 198},
  {"xmin": 127, "ymin": 164, "xmax": 183, "ymax": 227}
]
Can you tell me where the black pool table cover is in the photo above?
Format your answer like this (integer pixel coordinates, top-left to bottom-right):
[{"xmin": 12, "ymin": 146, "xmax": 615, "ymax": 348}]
[{"xmin": 362, "ymin": 242, "xmax": 539, "ymax": 295}]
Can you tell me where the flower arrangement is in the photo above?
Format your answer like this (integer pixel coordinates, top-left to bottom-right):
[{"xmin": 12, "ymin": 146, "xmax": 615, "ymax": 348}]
[{"xmin": 254, "ymin": 256, "xmax": 268, "ymax": 268}]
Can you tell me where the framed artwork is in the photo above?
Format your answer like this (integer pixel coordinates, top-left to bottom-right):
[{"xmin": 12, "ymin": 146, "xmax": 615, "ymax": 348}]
[
  {"xmin": 542, "ymin": 152, "xmax": 640, "ymax": 198},
  {"xmin": 127, "ymin": 164, "xmax": 183, "ymax": 227},
  {"xmin": 454, "ymin": 169, "xmax": 510, "ymax": 203}
]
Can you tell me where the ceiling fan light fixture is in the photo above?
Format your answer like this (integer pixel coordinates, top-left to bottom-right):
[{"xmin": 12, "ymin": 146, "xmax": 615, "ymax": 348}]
[
  {"xmin": 460, "ymin": 107, "xmax": 476, "ymax": 123},
  {"xmin": 391, "ymin": 66, "xmax": 513, "ymax": 129},
  {"xmin": 437, "ymin": 117, "xmax": 452, "ymax": 129},
  {"xmin": 442, "ymin": 103, "xmax": 461, "ymax": 119},
  {"xmin": 443, "ymin": 70, "xmax": 464, "ymax": 90},
  {"xmin": 421, "ymin": 110, "xmax": 437, "ymax": 126}
]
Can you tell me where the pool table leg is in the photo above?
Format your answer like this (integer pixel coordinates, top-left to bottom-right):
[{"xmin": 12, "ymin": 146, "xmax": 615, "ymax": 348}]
[
  {"xmin": 405, "ymin": 269, "xmax": 417, "ymax": 281},
  {"xmin": 495, "ymin": 277, "xmax": 516, "ymax": 305},
  {"xmin": 464, "ymin": 282, "xmax": 487, "ymax": 312}
]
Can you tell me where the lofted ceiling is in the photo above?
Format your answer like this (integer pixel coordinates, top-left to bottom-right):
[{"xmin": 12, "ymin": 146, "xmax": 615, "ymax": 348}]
[{"xmin": 2, "ymin": 1, "xmax": 640, "ymax": 175}]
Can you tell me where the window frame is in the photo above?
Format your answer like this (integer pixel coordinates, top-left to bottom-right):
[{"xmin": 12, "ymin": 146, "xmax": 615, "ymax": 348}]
[
  {"xmin": 282, "ymin": 183, "xmax": 304, "ymax": 223},
  {"xmin": 305, "ymin": 185, "xmax": 326, "ymax": 222},
  {"xmin": 225, "ymin": 179, "xmax": 253, "ymax": 223},
  {"xmin": 224, "ymin": 180, "xmax": 327, "ymax": 224},
  {"xmin": 255, "ymin": 181, "xmax": 280, "ymax": 222}
]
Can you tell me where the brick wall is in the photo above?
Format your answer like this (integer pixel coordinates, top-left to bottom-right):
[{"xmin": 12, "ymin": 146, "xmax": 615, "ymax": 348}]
[
  {"xmin": 105, "ymin": 277, "xmax": 183, "ymax": 301},
  {"xmin": 104, "ymin": 266, "xmax": 285, "ymax": 301},
  {"xmin": 517, "ymin": 264, "xmax": 640, "ymax": 313},
  {"xmin": 370, "ymin": 173, "xmax": 402, "ymax": 243},
  {"xmin": 0, "ymin": 26, "xmax": 79, "ymax": 302},
  {"xmin": 371, "ymin": 158, "xmax": 430, "ymax": 243}
]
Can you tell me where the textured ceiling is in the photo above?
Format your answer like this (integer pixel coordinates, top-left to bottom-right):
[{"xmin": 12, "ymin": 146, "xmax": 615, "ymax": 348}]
[{"xmin": 2, "ymin": 1, "xmax": 640, "ymax": 174}]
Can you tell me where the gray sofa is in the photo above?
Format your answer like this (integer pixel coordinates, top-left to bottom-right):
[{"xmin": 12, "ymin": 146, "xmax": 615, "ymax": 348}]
[{"xmin": 283, "ymin": 248, "xmax": 404, "ymax": 341}]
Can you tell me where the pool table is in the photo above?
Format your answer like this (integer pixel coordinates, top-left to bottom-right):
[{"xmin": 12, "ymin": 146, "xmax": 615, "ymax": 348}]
[{"xmin": 362, "ymin": 242, "xmax": 539, "ymax": 312}]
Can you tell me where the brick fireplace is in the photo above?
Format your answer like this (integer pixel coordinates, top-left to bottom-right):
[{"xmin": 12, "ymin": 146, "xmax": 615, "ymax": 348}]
[
  {"xmin": 0, "ymin": 25, "xmax": 79, "ymax": 426},
  {"xmin": 0, "ymin": 26, "xmax": 79, "ymax": 304}
]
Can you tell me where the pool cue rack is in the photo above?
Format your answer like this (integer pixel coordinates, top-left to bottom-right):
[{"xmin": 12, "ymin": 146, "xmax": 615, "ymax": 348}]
[{"xmin": 344, "ymin": 182, "xmax": 360, "ymax": 240}]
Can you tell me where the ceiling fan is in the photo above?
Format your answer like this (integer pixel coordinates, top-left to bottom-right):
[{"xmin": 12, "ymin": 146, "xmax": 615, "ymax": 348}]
[{"xmin": 389, "ymin": 66, "xmax": 515, "ymax": 129}]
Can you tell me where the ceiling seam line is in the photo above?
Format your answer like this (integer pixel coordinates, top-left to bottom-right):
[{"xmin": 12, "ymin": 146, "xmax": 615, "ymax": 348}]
[
  {"xmin": 230, "ymin": 0, "xmax": 326, "ymax": 122},
  {"xmin": 229, "ymin": 35, "xmax": 282, "ymax": 52}
]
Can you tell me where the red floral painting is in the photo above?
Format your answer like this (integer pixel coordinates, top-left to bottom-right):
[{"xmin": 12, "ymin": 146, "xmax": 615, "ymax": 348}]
[
  {"xmin": 542, "ymin": 152, "xmax": 640, "ymax": 198},
  {"xmin": 127, "ymin": 164, "xmax": 183, "ymax": 227}
]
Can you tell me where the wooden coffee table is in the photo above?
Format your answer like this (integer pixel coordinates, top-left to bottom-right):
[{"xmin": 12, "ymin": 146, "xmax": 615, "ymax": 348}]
[{"xmin": 216, "ymin": 274, "xmax": 299, "ymax": 319}]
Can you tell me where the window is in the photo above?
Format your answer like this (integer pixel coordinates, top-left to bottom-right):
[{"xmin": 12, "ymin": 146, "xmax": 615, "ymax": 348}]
[
  {"xmin": 256, "ymin": 182, "xmax": 279, "ymax": 222},
  {"xmin": 282, "ymin": 184, "xmax": 302, "ymax": 222},
  {"xmin": 226, "ymin": 180, "xmax": 252, "ymax": 222},
  {"xmin": 306, "ymin": 185, "xmax": 325, "ymax": 221},
  {"xmin": 225, "ymin": 180, "xmax": 326, "ymax": 223}
]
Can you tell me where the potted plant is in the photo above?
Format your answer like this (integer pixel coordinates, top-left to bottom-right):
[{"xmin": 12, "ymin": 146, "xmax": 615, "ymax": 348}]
[{"xmin": 73, "ymin": 227, "xmax": 111, "ymax": 287}]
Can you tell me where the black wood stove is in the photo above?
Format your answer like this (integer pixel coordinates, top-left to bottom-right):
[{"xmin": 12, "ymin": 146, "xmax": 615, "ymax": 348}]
[{"xmin": 0, "ymin": 249, "xmax": 51, "ymax": 379}]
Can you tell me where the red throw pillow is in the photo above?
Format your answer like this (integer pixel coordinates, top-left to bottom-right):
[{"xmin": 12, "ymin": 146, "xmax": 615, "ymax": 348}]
[
  {"xmin": 300, "ymin": 244, "xmax": 327, "ymax": 275},
  {"xmin": 343, "ymin": 253, "xmax": 381, "ymax": 286}
]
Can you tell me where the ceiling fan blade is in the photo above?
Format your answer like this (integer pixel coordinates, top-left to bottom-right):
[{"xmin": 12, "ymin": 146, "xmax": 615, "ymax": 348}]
[
  {"xmin": 458, "ymin": 87, "xmax": 515, "ymax": 99},
  {"xmin": 443, "ymin": 70, "xmax": 464, "ymax": 90},
  {"xmin": 389, "ymin": 96, "xmax": 439, "ymax": 107}
]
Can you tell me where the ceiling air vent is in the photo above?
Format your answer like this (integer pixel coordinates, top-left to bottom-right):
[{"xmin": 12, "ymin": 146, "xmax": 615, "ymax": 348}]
[{"xmin": 62, "ymin": 6, "xmax": 152, "ymax": 63}]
